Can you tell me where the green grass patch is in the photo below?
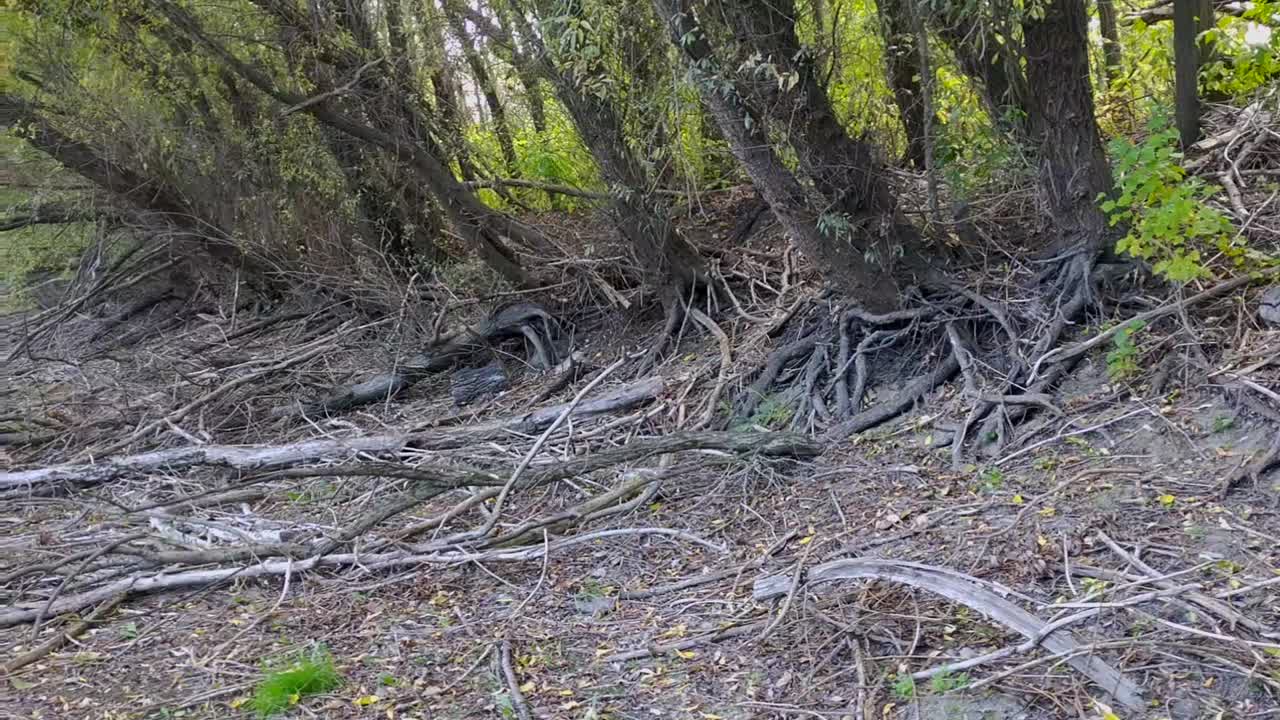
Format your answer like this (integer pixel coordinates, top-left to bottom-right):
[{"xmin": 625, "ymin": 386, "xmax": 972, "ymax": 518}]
[{"xmin": 250, "ymin": 647, "xmax": 342, "ymax": 717}]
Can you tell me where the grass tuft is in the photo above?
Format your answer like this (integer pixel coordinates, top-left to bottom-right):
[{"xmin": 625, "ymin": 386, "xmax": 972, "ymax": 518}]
[{"xmin": 250, "ymin": 647, "xmax": 341, "ymax": 717}]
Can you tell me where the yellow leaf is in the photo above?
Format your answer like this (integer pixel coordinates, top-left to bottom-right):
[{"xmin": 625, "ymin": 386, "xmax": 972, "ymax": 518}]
[
  {"xmin": 1012, "ymin": 494, "xmax": 1024, "ymax": 505},
  {"xmin": 354, "ymin": 695, "xmax": 381, "ymax": 707},
  {"xmin": 659, "ymin": 624, "xmax": 687, "ymax": 639},
  {"xmin": 798, "ymin": 535, "xmax": 814, "ymax": 545},
  {"xmin": 228, "ymin": 698, "xmax": 247, "ymax": 709},
  {"xmin": 1158, "ymin": 494, "xmax": 1176, "ymax": 507},
  {"xmin": 702, "ymin": 714, "xmax": 724, "ymax": 719},
  {"xmin": 1036, "ymin": 535, "xmax": 1049, "ymax": 548},
  {"xmin": 675, "ymin": 649, "xmax": 696, "ymax": 660},
  {"xmin": 288, "ymin": 692, "xmax": 301, "ymax": 706},
  {"xmin": 649, "ymin": 502, "xmax": 663, "ymax": 512},
  {"xmin": 518, "ymin": 681, "xmax": 536, "ymax": 693},
  {"xmin": 1038, "ymin": 507, "xmax": 1056, "ymax": 518},
  {"xmin": 558, "ymin": 689, "xmax": 575, "ymax": 696}
]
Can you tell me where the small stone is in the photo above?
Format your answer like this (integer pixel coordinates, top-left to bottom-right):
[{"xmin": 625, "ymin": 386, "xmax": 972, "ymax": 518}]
[{"xmin": 1260, "ymin": 286, "xmax": 1280, "ymax": 325}]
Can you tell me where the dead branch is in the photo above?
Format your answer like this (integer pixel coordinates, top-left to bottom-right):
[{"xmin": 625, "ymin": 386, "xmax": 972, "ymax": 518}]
[
  {"xmin": 753, "ymin": 558, "xmax": 1146, "ymax": 711},
  {"xmin": 1, "ymin": 377, "xmax": 668, "ymax": 492}
]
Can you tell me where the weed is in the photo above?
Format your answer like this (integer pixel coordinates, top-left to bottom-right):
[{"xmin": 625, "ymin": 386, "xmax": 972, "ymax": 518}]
[
  {"xmin": 1211, "ymin": 415, "xmax": 1235, "ymax": 433},
  {"xmin": 250, "ymin": 647, "xmax": 341, "ymax": 717},
  {"xmin": 979, "ymin": 467, "xmax": 1004, "ymax": 492},
  {"xmin": 1105, "ymin": 320, "xmax": 1146, "ymax": 381},
  {"xmin": 1101, "ymin": 111, "xmax": 1240, "ymax": 282},
  {"xmin": 929, "ymin": 671, "xmax": 970, "ymax": 693},
  {"xmin": 891, "ymin": 674, "xmax": 916, "ymax": 699}
]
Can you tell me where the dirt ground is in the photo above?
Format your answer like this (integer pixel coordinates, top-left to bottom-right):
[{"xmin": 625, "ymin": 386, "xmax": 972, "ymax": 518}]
[{"xmin": 2, "ymin": 202, "xmax": 1279, "ymax": 720}]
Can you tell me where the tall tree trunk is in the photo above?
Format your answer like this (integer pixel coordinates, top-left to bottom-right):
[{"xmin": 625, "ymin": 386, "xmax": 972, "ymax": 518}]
[
  {"xmin": 931, "ymin": 6, "xmax": 1030, "ymax": 135},
  {"xmin": 709, "ymin": 0, "xmax": 921, "ymax": 271},
  {"xmin": 653, "ymin": 0, "xmax": 897, "ymax": 310},
  {"xmin": 1173, "ymin": 0, "xmax": 1202, "ymax": 147},
  {"xmin": 1096, "ymin": 0, "xmax": 1122, "ymax": 85},
  {"xmin": 460, "ymin": 0, "xmax": 706, "ymax": 294},
  {"xmin": 496, "ymin": 0, "xmax": 549, "ymax": 137},
  {"xmin": 445, "ymin": 12, "xmax": 520, "ymax": 177},
  {"xmin": 1022, "ymin": 0, "xmax": 1113, "ymax": 255},
  {"xmin": 876, "ymin": 0, "xmax": 928, "ymax": 168}
]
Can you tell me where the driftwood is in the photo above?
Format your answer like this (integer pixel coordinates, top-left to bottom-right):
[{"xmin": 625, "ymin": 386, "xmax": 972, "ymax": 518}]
[
  {"xmin": 1, "ymin": 429, "xmax": 818, "ymax": 627},
  {"xmin": 753, "ymin": 558, "xmax": 1145, "ymax": 712},
  {"xmin": 271, "ymin": 303, "xmax": 562, "ymax": 418},
  {"xmin": 0, "ymin": 377, "xmax": 665, "ymax": 492}
]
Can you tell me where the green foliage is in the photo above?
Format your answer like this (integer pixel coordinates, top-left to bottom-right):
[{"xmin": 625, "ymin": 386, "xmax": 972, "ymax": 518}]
[
  {"xmin": 1105, "ymin": 320, "xmax": 1146, "ymax": 381},
  {"xmin": 891, "ymin": 674, "xmax": 917, "ymax": 699},
  {"xmin": 1101, "ymin": 113, "xmax": 1236, "ymax": 282},
  {"xmin": 751, "ymin": 395, "xmax": 794, "ymax": 429},
  {"xmin": 250, "ymin": 647, "xmax": 341, "ymax": 718},
  {"xmin": 1201, "ymin": 3, "xmax": 1280, "ymax": 99},
  {"xmin": 979, "ymin": 467, "xmax": 1004, "ymax": 492},
  {"xmin": 1211, "ymin": 415, "xmax": 1235, "ymax": 433},
  {"xmin": 929, "ymin": 671, "xmax": 971, "ymax": 693}
]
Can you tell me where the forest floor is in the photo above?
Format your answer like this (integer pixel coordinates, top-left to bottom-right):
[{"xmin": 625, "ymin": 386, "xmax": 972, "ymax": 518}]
[{"xmin": 3, "ymin": 190, "xmax": 1280, "ymax": 719}]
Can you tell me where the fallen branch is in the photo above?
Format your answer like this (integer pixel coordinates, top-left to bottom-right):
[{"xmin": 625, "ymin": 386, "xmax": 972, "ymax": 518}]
[
  {"xmin": 0, "ymin": 527, "xmax": 730, "ymax": 628},
  {"xmin": 600, "ymin": 622, "xmax": 763, "ymax": 663},
  {"xmin": 753, "ymin": 558, "xmax": 1145, "ymax": 711},
  {"xmin": 1, "ymin": 377, "xmax": 667, "ymax": 492},
  {"xmin": 1031, "ymin": 267, "xmax": 1280, "ymax": 382},
  {"xmin": 3, "ymin": 593, "xmax": 126, "ymax": 673}
]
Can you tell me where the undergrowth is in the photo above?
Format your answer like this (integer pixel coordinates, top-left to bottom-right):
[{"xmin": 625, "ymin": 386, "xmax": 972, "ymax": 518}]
[{"xmin": 250, "ymin": 647, "xmax": 341, "ymax": 718}]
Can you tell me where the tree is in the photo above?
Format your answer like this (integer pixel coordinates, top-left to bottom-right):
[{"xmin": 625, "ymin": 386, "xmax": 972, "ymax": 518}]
[
  {"xmin": 876, "ymin": 0, "xmax": 928, "ymax": 167},
  {"xmin": 703, "ymin": 0, "xmax": 926, "ymax": 296},
  {"xmin": 454, "ymin": 0, "xmax": 707, "ymax": 301},
  {"xmin": 653, "ymin": 0, "xmax": 897, "ymax": 309},
  {"xmin": 150, "ymin": 0, "xmax": 550, "ymax": 288}
]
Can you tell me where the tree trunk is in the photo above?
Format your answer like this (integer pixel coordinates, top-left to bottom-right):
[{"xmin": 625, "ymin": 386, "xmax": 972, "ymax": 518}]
[
  {"xmin": 445, "ymin": 12, "xmax": 521, "ymax": 176},
  {"xmin": 1023, "ymin": 0, "xmax": 1113, "ymax": 255},
  {"xmin": 1096, "ymin": 0, "xmax": 1123, "ymax": 85},
  {"xmin": 653, "ymin": 0, "xmax": 897, "ymax": 310},
  {"xmin": 931, "ymin": 7, "xmax": 1030, "ymax": 135},
  {"xmin": 709, "ymin": 0, "xmax": 921, "ymax": 277},
  {"xmin": 462, "ymin": 0, "xmax": 706, "ymax": 294},
  {"xmin": 0, "ymin": 94, "xmax": 262, "ymax": 278},
  {"xmin": 876, "ymin": 0, "xmax": 928, "ymax": 168}
]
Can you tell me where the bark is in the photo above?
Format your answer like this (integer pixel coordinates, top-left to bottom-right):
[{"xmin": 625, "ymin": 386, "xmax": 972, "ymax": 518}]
[
  {"xmin": 445, "ymin": 12, "xmax": 521, "ymax": 176},
  {"xmin": 708, "ymin": 0, "xmax": 921, "ymax": 281},
  {"xmin": 654, "ymin": 0, "xmax": 897, "ymax": 310},
  {"xmin": 876, "ymin": 0, "xmax": 928, "ymax": 168},
  {"xmin": 1023, "ymin": 0, "xmax": 1113, "ymax": 254}
]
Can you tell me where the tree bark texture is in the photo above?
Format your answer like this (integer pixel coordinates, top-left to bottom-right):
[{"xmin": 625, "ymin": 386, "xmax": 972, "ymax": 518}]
[
  {"xmin": 1023, "ymin": 0, "xmax": 1114, "ymax": 254},
  {"xmin": 876, "ymin": 0, "xmax": 928, "ymax": 168}
]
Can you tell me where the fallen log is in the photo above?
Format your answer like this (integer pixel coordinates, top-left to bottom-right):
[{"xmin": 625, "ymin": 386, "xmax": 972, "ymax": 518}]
[
  {"xmin": 754, "ymin": 559, "xmax": 1145, "ymax": 712},
  {"xmin": 1, "ymin": 377, "xmax": 665, "ymax": 491},
  {"xmin": 270, "ymin": 302, "xmax": 562, "ymax": 418}
]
